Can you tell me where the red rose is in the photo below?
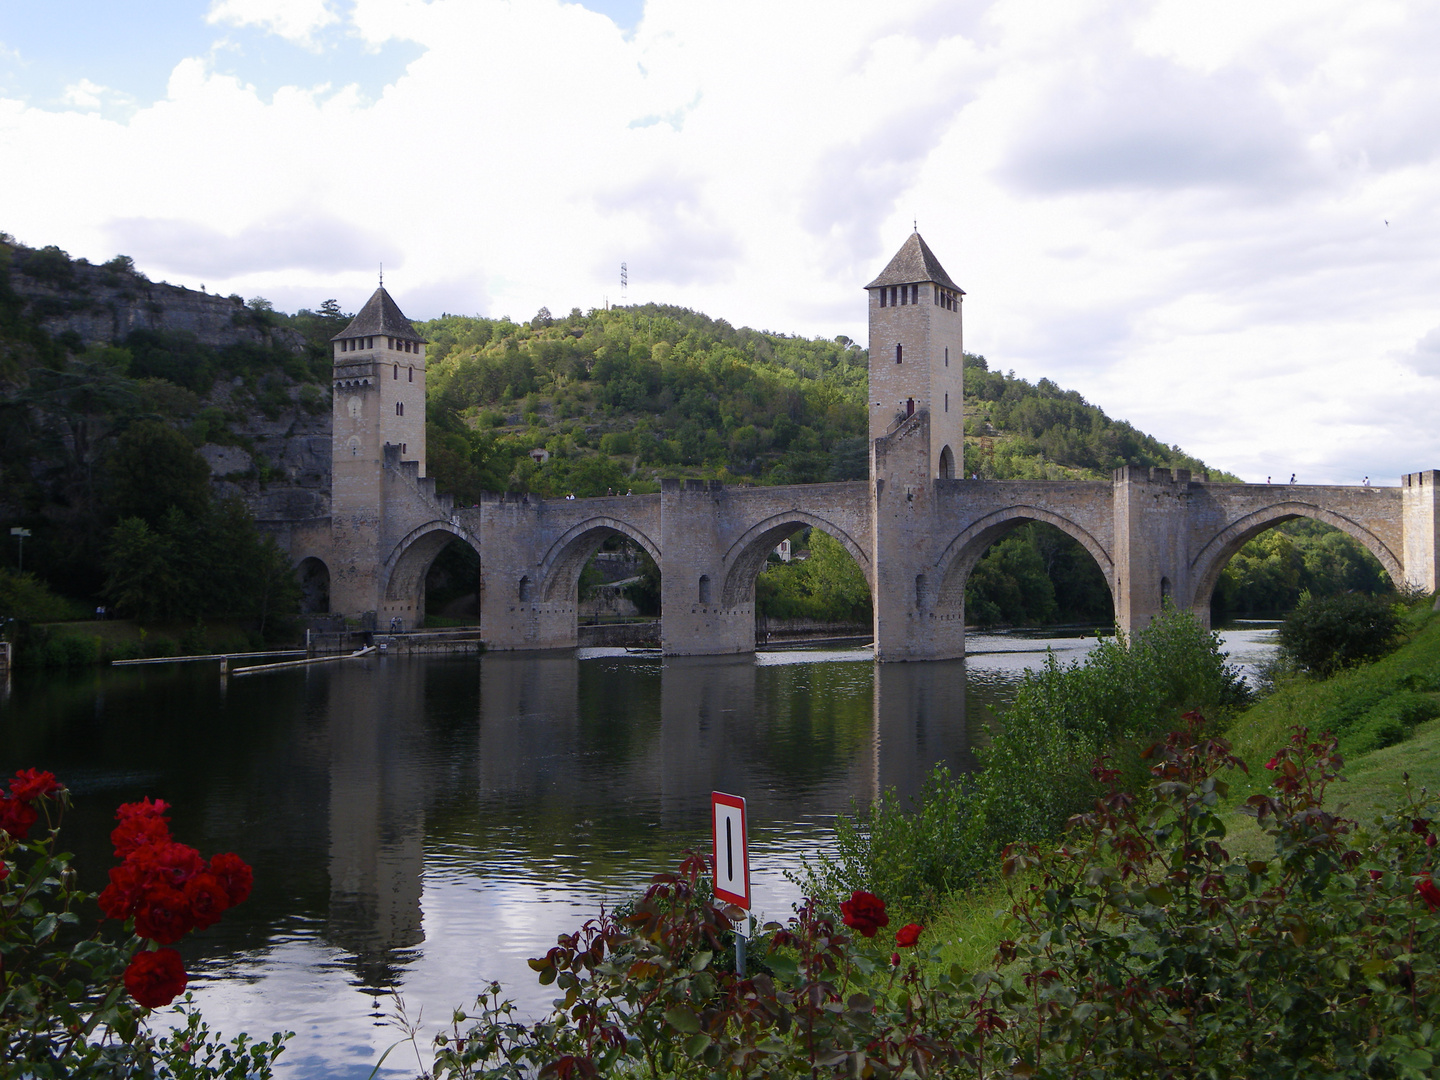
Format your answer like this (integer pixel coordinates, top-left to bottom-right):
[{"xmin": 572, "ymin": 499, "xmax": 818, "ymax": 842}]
[
  {"xmin": 9, "ymin": 769, "xmax": 61, "ymax": 802},
  {"xmin": 208, "ymin": 853, "xmax": 253, "ymax": 907},
  {"xmin": 134, "ymin": 884, "xmax": 195, "ymax": 945},
  {"xmin": 895, "ymin": 923, "xmax": 923, "ymax": 948},
  {"xmin": 0, "ymin": 860, "xmax": 9, "ymax": 882},
  {"xmin": 890, "ymin": 952, "xmax": 901, "ymax": 966},
  {"xmin": 1264, "ymin": 758, "xmax": 1279, "ymax": 770},
  {"xmin": 840, "ymin": 891, "xmax": 889, "ymax": 938},
  {"xmin": 1369, "ymin": 870, "xmax": 1384, "ymax": 882},
  {"xmin": 112, "ymin": 800, "xmax": 172, "ymax": 855},
  {"xmin": 99, "ymin": 861, "xmax": 149, "ymax": 920},
  {"xmin": 131, "ymin": 841, "xmax": 205, "ymax": 889},
  {"xmin": 124, "ymin": 948, "xmax": 187, "ymax": 1009},
  {"xmin": 112, "ymin": 815, "xmax": 171, "ymax": 857},
  {"xmin": 0, "ymin": 796, "xmax": 38, "ymax": 841},
  {"xmin": 1417, "ymin": 875, "xmax": 1440, "ymax": 913},
  {"xmin": 183, "ymin": 873, "xmax": 231, "ymax": 931}
]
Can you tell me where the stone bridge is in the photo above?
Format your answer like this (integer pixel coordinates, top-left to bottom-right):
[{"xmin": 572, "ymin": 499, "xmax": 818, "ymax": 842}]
[{"xmin": 269, "ymin": 235, "xmax": 1440, "ymax": 661}]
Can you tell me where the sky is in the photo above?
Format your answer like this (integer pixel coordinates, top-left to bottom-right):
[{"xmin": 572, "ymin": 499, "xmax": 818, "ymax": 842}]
[{"xmin": 2, "ymin": 0, "xmax": 1438, "ymax": 484}]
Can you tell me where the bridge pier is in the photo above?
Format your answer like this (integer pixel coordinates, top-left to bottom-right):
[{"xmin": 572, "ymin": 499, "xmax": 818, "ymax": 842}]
[
  {"xmin": 1403, "ymin": 471, "xmax": 1440, "ymax": 594},
  {"xmin": 1112, "ymin": 466, "xmax": 1199, "ymax": 635}
]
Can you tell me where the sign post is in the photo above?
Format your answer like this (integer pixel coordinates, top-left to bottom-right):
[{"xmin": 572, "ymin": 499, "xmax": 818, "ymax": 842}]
[
  {"xmin": 10, "ymin": 528, "xmax": 30, "ymax": 573},
  {"xmin": 711, "ymin": 791, "xmax": 750, "ymax": 975}
]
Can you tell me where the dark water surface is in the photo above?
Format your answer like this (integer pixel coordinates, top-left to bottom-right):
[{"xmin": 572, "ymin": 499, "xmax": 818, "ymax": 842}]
[{"xmin": 0, "ymin": 626, "xmax": 1275, "ymax": 1077}]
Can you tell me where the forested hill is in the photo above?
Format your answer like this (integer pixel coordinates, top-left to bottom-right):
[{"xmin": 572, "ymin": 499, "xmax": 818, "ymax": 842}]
[{"xmin": 417, "ymin": 303, "xmax": 1234, "ymax": 502}]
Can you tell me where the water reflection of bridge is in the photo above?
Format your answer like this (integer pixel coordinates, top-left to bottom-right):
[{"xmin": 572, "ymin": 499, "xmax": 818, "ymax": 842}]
[{"xmin": 319, "ymin": 653, "xmax": 987, "ymax": 985}]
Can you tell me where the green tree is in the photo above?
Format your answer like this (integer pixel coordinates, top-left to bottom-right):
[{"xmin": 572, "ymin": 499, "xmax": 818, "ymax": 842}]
[{"xmin": 105, "ymin": 420, "xmax": 211, "ymax": 525}]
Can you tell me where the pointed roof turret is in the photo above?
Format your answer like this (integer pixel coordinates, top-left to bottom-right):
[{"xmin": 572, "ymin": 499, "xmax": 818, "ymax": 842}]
[
  {"xmin": 865, "ymin": 232, "xmax": 964, "ymax": 294},
  {"xmin": 332, "ymin": 286, "xmax": 426, "ymax": 343}
]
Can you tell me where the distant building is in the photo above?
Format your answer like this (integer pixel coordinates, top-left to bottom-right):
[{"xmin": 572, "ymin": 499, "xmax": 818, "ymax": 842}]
[{"xmin": 775, "ymin": 538, "xmax": 791, "ymax": 562}]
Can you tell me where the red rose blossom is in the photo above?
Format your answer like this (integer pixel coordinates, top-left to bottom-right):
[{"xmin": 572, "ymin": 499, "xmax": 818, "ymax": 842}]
[
  {"xmin": 112, "ymin": 814, "xmax": 171, "ymax": 857},
  {"xmin": 208, "ymin": 852, "xmax": 253, "ymax": 907},
  {"xmin": 895, "ymin": 923, "xmax": 923, "ymax": 947},
  {"xmin": 1417, "ymin": 875, "xmax": 1440, "ymax": 912},
  {"xmin": 124, "ymin": 948, "xmax": 188, "ymax": 1009},
  {"xmin": 9, "ymin": 769, "xmax": 61, "ymax": 802},
  {"xmin": 0, "ymin": 796, "xmax": 38, "ymax": 841},
  {"xmin": 1264, "ymin": 758, "xmax": 1279, "ymax": 770},
  {"xmin": 1369, "ymin": 870, "xmax": 1384, "ymax": 882},
  {"xmin": 890, "ymin": 952, "xmax": 901, "ymax": 966},
  {"xmin": 134, "ymin": 883, "xmax": 195, "ymax": 945},
  {"xmin": 131, "ymin": 841, "xmax": 205, "ymax": 889},
  {"xmin": 183, "ymin": 873, "xmax": 231, "ymax": 931},
  {"xmin": 840, "ymin": 890, "xmax": 889, "ymax": 938},
  {"xmin": 0, "ymin": 860, "xmax": 9, "ymax": 882}
]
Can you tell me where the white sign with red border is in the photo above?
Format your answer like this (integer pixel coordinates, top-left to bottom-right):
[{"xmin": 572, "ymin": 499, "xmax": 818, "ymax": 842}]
[{"xmin": 711, "ymin": 791, "xmax": 750, "ymax": 909}]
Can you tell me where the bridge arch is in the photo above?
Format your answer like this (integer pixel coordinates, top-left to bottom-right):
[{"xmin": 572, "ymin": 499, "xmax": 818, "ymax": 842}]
[
  {"xmin": 720, "ymin": 511, "xmax": 872, "ymax": 608},
  {"xmin": 382, "ymin": 521, "xmax": 484, "ymax": 623},
  {"xmin": 932, "ymin": 505, "xmax": 1115, "ymax": 613},
  {"xmin": 538, "ymin": 516, "xmax": 662, "ymax": 603},
  {"xmin": 296, "ymin": 556, "xmax": 331, "ymax": 614},
  {"xmin": 1190, "ymin": 502, "xmax": 1403, "ymax": 612}
]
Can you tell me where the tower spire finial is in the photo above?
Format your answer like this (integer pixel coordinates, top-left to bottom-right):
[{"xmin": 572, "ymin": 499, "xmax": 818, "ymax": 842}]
[{"xmin": 379, "ymin": 262, "xmax": 383, "ymax": 288}]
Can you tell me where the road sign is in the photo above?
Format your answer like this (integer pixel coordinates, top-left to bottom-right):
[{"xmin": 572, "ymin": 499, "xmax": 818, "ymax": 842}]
[
  {"xmin": 711, "ymin": 791, "xmax": 750, "ymax": 909},
  {"xmin": 9, "ymin": 528, "xmax": 30, "ymax": 537}
]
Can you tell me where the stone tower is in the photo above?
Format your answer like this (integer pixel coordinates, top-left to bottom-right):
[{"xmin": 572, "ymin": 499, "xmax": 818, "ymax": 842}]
[
  {"xmin": 328, "ymin": 286, "xmax": 429, "ymax": 619},
  {"xmin": 865, "ymin": 231, "xmax": 964, "ymax": 481},
  {"xmin": 866, "ymin": 233, "xmax": 967, "ymax": 661}
]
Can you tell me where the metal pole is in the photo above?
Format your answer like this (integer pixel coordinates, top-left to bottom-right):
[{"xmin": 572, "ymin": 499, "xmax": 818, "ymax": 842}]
[{"xmin": 735, "ymin": 922, "xmax": 746, "ymax": 977}]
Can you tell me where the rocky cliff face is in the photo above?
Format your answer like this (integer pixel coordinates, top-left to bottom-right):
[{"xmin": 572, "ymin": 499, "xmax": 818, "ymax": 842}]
[
  {"xmin": 7, "ymin": 259, "xmax": 308, "ymax": 354},
  {"xmin": 6, "ymin": 249, "xmax": 333, "ymax": 522}
]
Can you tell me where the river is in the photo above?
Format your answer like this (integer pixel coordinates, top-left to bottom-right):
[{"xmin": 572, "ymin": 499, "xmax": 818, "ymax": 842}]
[{"xmin": 0, "ymin": 625, "xmax": 1277, "ymax": 1077}]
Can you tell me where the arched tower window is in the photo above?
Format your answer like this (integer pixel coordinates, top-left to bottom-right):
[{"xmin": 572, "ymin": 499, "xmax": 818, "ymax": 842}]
[
  {"xmin": 895, "ymin": 344, "xmax": 902, "ymax": 364},
  {"xmin": 408, "ymin": 366, "xmax": 414, "ymax": 383},
  {"xmin": 906, "ymin": 398, "xmax": 915, "ymax": 417},
  {"xmin": 939, "ymin": 445, "xmax": 955, "ymax": 479},
  {"xmin": 393, "ymin": 364, "xmax": 399, "ymax": 379},
  {"xmin": 518, "ymin": 576, "xmax": 533, "ymax": 601},
  {"xmin": 698, "ymin": 575, "xmax": 712, "ymax": 604}
]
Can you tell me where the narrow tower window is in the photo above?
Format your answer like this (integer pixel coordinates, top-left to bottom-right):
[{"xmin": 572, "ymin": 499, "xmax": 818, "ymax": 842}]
[
  {"xmin": 393, "ymin": 364, "xmax": 399, "ymax": 379},
  {"xmin": 395, "ymin": 402, "xmax": 404, "ymax": 416},
  {"xmin": 910, "ymin": 284, "xmax": 918, "ymax": 304},
  {"xmin": 896, "ymin": 343, "xmax": 902, "ymax": 364},
  {"xmin": 906, "ymin": 398, "xmax": 915, "ymax": 417},
  {"xmin": 945, "ymin": 347, "xmax": 949, "ymax": 367},
  {"xmin": 945, "ymin": 392, "xmax": 948, "ymax": 412},
  {"xmin": 878, "ymin": 289, "xmax": 886, "ymax": 308},
  {"xmin": 408, "ymin": 366, "xmax": 413, "ymax": 383}
]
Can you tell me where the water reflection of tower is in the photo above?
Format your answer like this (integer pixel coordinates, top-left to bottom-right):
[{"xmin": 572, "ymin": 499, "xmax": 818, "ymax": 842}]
[
  {"xmin": 324, "ymin": 660, "xmax": 429, "ymax": 987},
  {"xmin": 871, "ymin": 660, "xmax": 976, "ymax": 807}
]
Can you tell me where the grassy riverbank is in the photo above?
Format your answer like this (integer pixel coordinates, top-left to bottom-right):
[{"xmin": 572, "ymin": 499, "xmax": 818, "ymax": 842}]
[{"xmin": 920, "ymin": 597, "xmax": 1440, "ymax": 966}]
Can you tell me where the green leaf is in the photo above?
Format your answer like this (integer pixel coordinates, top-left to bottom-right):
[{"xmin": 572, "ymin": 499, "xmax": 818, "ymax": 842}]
[
  {"xmin": 683, "ymin": 1032, "xmax": 712, "ymax": 1057},
  {"xmin": 664, "ymin": 1006, "xmax": 701, "ymax": 1034},
  {"xmin": 690, "ymin": 950, "xmax": 713, "ymax": 972}
]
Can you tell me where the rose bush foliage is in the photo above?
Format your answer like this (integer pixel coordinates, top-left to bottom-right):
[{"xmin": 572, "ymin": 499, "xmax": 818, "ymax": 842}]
[
  {"xmin": 425, "ymin": 717, "xmax": 1440, "ymax": 1079},
  {"xmin": 0, "ymin": 770, "xmax": 288, "ymax": 1076}
]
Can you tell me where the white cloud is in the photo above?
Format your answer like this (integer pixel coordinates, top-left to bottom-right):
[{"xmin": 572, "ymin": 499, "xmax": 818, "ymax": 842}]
[
  {"xmin": 2, "ymin": 0, "xmax": 1440, "ymax": 482},
  {"xmin": 206, "ymin": 0, "xmax": 341, "ymax": 47},
  {"xmin": 60, "ymin": 78, "xmax": 134, "ymax": 111}
]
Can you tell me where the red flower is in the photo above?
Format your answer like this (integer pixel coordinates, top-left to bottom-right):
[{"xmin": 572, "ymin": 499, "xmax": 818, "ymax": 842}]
[
  {"xmin": 99, "ymin": 861, "xmax": 148, "ymax": 920},
  {"xmin": 134, "ymin": 884, "xmax": 195, "ymax": 945},
  {"xmin": 112, "ymin": 815, "xmax": 171, "ymax": 857},
  {"xmin": 124, "ymin": 948, "xmax": 187, "ymax": 1009},
  {"xmin": 1264, "ymin": 758, "xmax": 1279, "ymax": 770},
  {"xmin": 840, "ymin": 891, "xmax": 889, "ymax": 938},
  {"xmin": 183, "ymin": 873, "xmax": 231, "ymax": 931},
  {"xmin": 9, "ymin": 769, "xmax": 61, "ymax": 802},
  {"xmin": 1417, "ymin": 875, "xmax": 1440, "ymax": 912},
  {"xmin": 890, "ymin": 952, "xmax": 901, "ymax": 966},
  {"xmin": 131, "ymin": 841, "xmax": 205, "ymax": 889},
  {"xmin": 1369, "ymin": 870, "xmax": 1384, "ymax": 882},
  {"xmin": 0, "ymin": 796, "xmax": 38, "ymax": 841},
  {"xmin": 895, "ymin": 923, "xmax": 923, "ymax": 948},
  {"xmin": 112, "ymin": 799, "xmax": 172, "ymax": 856},
  {"xmin": 208, "ymin": 853, "xmax": 253, "ymax": 907},
  {"xmin": 0, "ymin": 860, "xmax": 9, "ymax": 882}
]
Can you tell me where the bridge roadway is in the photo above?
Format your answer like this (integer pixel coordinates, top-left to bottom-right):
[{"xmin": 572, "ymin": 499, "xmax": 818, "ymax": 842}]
[{"xmin": 278, "ymin": 436, "xmax": 1440, "ymax": 660}]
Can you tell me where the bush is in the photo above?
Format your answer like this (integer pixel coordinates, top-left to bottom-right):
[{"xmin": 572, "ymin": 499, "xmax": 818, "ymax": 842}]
[
  {"xmin": 414, "ymin": 721, "xmax": 1440, "ymax": 1080},
  {"xmin": 1279, "ymin": 591, "xmax": 1404, "ymax": 676},
  {"xmin": 799, "ymin": 606, "xmax": 1250, "ymax": 914},
  {"xmin": 0, "ymin": 769, "xmax": 289, "ymax": 1073}
]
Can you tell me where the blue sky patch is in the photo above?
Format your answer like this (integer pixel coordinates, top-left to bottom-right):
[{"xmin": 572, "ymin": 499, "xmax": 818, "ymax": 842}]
[{"xmin": 0, "ymin": 1, "xmax": 422, "ymax": 111}]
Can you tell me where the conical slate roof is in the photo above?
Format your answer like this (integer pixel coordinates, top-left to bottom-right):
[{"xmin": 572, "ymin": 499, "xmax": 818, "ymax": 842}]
[
  {"xmin": 332, "ymin": 286, "xmax": 426, "ymax": 343},
  {"xmin": 865, "ymin": 232, "xmax": 964, "ymax": 294}
]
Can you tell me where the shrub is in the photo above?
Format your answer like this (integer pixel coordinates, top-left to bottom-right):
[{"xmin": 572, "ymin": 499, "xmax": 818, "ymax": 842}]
[
  {"xmin": 0, "ymin": 769, "xmax": 289, "ymax": 1073},
  {"xmin": 800, "ymin": 605, "xmax": 1249, "ymax": 913},
  {"xmin": 418, "ymin": 720, "xmax": 1440, "ymax": 1079},
  {"xmin": 1279, "ymin": 590, "xmax": 1404, "ymax": 676}
]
